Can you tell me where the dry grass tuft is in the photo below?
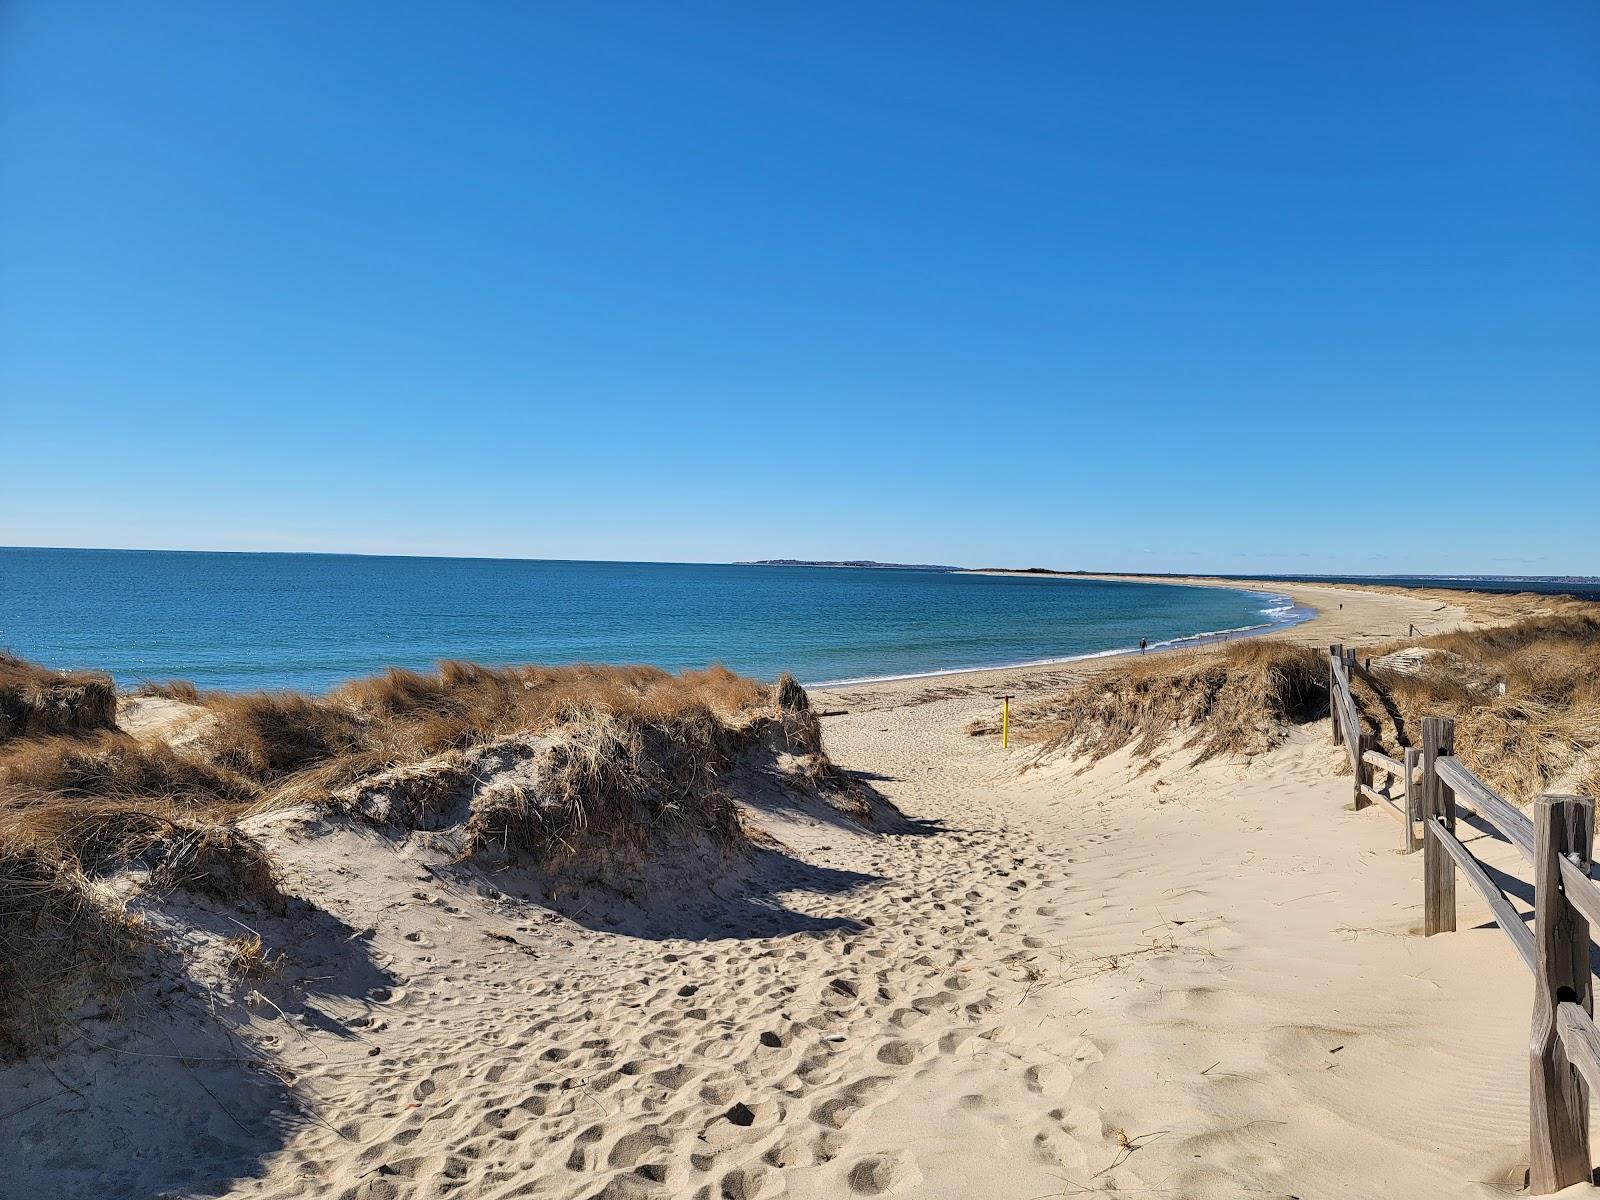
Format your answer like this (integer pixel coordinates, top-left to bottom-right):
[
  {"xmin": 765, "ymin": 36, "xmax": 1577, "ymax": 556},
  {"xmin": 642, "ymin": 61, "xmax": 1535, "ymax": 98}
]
[
  {"xmin": 3, "ymin": 802, "xmax": 180, "ymax": 876},
  {"xmin": 769, "ymin": 670, "xmax": 864, "ymax": 806},
  {"xmin": 1022, "ymin": 640, "xmax": 1329, "ymax": 766},
  {"xmin": 774, "ymin": 672, "xmax": 809, "ymax": 714},
  {"xmin": 0, "ymin": 672, "xmax": 297, "ymax": 1050},
  {"xmin": 135, "ymin": 679, "xmax": 201, "ymax": 704},
  {"xmin": 0, "ymin": 655, "xmax": 117, "ymax": 743},
  {"xmin": 1358, "ymin": 614, "xmax": 1600, "ymax": 803},
  {"xmin": 150, "ymin": 823, "xmax": 286, "ymax": 912},
  {"xmin": 224, "ymin": 930, "xmax": 279, "ymax": 979},
  {"xmin": 0, "ymin": 797, "xmax": 284, "ymax": 910},
  {"xmin": 0, "ymin": 844, "xmax": 138, "ymax": 1057},
  {"xmin": 1, "ymin": 732, "xmax": 257, "ymax": 808},
  {"xmin": 462, "ymin": 710, "xmax": 744, "ymax": 866},
  {"xmin": 201, "ymin": 692, "xmax": 371, "ymax": 782},
  {"xmin": 334, "ymin": 668, "xmax": 857, "ymax": 859},
  {"xmin": 0, "ymin": 802, "xmax": 281, "ymax": 1051},
  {"xmin": 142, "ymin": 661, "xmax": 777, "ymax": 797},
  {"xmin": 335, "ymin": 753, "xmax": 474, "ymax": 829},
  {"xmin": 332, "ymin": 660, "xmax": 766, "ymax": 755}
]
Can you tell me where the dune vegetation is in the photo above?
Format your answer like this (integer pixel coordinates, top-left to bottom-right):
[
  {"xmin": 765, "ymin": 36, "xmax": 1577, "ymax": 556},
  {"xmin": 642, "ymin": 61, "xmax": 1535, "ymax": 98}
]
[
  {"xmin": 1355, "ymin": 613, "xmax": 1600, "ymax": 803},
  {"xmin": 0, "ymin": 653, "xmax": 118, "ymax": 742},
  {"xmin": 0, "ymin": 657, "xmax": 856, "ymax": 1054},
  {"xmin": 984, "ymin": 613, "xmax": 1600, "ymax": 808},
  {"xmin": 984, "ymin": 639, "xmax": 1329, "ymax": 766}
]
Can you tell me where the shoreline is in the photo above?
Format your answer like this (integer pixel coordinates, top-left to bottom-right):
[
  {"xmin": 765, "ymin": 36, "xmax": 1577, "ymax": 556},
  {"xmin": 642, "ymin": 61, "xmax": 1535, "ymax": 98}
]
[
  {"xmin": 813, "ymin": 575, "xmax": 1477, "ymax": 710},
  {"xmin": 803, "ymin": 585, "xmax": 1312, "ymax": 689}
]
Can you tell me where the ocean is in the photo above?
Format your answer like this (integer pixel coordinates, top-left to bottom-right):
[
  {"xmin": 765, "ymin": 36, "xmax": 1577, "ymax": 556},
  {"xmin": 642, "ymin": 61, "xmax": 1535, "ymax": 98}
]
[{"xmin": 0, "ymin": 549, "xmax": 1305, "ymax": 692}]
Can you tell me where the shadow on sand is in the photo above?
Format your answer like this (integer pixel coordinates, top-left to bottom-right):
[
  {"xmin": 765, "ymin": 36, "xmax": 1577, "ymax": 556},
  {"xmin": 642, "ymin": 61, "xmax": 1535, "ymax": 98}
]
[
  {"xmin": 2, "ymin": 775, "xmax": 945, "ymax": 1196},
  {"xmin": 0, "ymin": 891, "xmax": 395, "ymax": 1200},
  {"xmin": 447, "ymin": 776, "xmax": 944, "ymax": 942},
  {"xmin": 1456, "ymin": 810, "xmax": 1600, "ymax": 978}
]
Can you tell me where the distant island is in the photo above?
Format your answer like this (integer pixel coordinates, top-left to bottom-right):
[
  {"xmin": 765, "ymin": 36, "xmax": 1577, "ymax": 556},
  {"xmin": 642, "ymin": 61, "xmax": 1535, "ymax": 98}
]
[
  {"xmin": 741, "ymin": 559, "xmax": 960, "ymax": 571},
  {"xmin": 965, "ymin": 566, "xmax": 1071, "ymax": 575}
]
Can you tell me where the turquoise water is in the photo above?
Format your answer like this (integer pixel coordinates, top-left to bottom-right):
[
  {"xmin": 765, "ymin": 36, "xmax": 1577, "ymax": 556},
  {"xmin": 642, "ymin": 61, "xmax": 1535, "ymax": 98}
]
[{"xmin": 0, "ymin": 549, "xmax": 1307, "ymax": 692}]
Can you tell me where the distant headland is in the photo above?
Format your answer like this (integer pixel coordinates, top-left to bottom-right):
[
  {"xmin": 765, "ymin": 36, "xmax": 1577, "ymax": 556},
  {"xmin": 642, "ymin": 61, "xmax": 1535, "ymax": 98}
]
[{"xmin": 741, "ymin": 559, "xmax": 960, "ymax": 571}]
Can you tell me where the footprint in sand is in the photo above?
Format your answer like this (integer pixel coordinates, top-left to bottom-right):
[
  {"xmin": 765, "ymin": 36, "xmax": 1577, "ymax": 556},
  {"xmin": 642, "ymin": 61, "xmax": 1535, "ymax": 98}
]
[
  {"xmin": 566, "ymin": 1124, "xmax": 606, "ymax": 1171},
  {"xmin": 1024, "ymin": 1062, "xmax": 1065, "ymax": 1094},
  {"xmin": 587, "ymin": 1172, "xmax": 665, "ymax": 1200},
  {"xmin": 701, "ymin": 1099, "xmax": 781, "ymax": 1150},
  {"xmin": 1031, "ymin": 1127, "xmax": 1092, "ymax": 1169},
  {"xmin": 719, "ymin": 1166, "xmax": 785, "ymax": 1199},
  {"xmin": 650, "ymin": 1064, "xmax": 696, "ymax": 1091},
  {"xmin": 965, "ymin": 993, "xmax": 1003, "ymax": 1016},
  {"xmin": 847, "ymin": 1151, "xmax": 921, "ymax": 1195},
  {"xmin": 937, "ymin": 1030, "xmax": 978, "ymax": 1055},
  {"xmin": 875, "ymin": 1039, "xmax": 921, "ymax": 1066},
  {"xmin": 823, "ymin": 977, "xmax": 861, "ymax": 1007},
  {"xmin": 607, "ymin": 1125, "xmax": 673, "ymax": 1168},
  {"xmin": 809, "ymin": 1096, "xmax": 860, "ymax": 1130},
  {"xmin": 763, "ymin": 1133, "xmax": 834, "ymax": 1168},
  {"xmin": 515, "ymin": 1090, "xmax": 551, "ymax": 1117}
]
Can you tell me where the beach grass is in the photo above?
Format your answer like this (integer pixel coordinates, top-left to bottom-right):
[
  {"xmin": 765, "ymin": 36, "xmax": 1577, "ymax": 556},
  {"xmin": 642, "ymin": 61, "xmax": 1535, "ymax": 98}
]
[
  {"xmin": 984, "ymin": 613, "xmax": 1600, "ymax": 806},
  {"xmin": 1359, "ymin": 613, "xmax": 1600, "ymax": 802},
  {"xmin": 978, "ymin": 639, "xmax": 1329, "ymax": 766},
  {"xmin": 0, "ymin": 654, "xmax": 118, "ymax": 743},
  {"xmin": 0, "ymin": 658, "xmax": 851, "ymax": 1052}
]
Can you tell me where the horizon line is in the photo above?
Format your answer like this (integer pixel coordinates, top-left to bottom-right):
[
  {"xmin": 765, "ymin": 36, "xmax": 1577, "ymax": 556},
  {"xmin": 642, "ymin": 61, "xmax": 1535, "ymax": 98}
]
[{"xmin": 1, "ymin": 544, "xmax": 1596, "ymax": 582}]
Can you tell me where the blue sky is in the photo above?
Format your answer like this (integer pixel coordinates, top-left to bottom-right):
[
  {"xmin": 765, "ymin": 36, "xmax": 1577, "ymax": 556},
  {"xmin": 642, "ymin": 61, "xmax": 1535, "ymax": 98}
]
[{"xmin": 2, "ymin": 2, "xmax": 1596, "ymax": 573}]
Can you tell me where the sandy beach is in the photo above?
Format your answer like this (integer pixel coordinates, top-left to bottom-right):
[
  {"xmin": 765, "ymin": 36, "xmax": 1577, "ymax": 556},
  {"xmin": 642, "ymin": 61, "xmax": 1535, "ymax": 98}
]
[
  {"xmin": 819, "ymin": 573, "xmax": 1469, "ymax": 713},
  {"xmin": 4, "ymin": 579, "xmax": 1593, "ymax": 1199}
]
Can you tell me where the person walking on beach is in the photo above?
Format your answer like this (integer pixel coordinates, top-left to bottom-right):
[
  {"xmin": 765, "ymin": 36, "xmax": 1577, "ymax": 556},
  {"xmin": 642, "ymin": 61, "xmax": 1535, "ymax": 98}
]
[{"xmin": 1139, "ymin": 638, "xmax": 1147, "ymax": 654}]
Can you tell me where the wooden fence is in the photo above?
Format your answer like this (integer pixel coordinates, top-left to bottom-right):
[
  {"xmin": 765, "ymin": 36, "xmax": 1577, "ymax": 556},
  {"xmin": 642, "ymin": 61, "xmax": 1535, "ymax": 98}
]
[{"xmin": 1328, "ymin": 643, "xmax": 1599, "ymax": 1193}]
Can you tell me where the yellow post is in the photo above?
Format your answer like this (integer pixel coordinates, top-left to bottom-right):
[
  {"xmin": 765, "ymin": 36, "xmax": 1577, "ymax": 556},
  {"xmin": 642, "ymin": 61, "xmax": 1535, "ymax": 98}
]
[{"xmin": 1000, "ymin": 694, "xmax": 1012, "ymax": 749}]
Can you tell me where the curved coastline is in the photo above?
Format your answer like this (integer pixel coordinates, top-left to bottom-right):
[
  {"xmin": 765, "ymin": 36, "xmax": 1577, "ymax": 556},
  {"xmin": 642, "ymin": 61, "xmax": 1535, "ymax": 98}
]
[
  {"xmin": 805, "ymin": 587, "xmax": 1313, "ymax": 688},
  {"xmin": 809, "ymin": 577, "xmax": 1481, "ymax": 708}
]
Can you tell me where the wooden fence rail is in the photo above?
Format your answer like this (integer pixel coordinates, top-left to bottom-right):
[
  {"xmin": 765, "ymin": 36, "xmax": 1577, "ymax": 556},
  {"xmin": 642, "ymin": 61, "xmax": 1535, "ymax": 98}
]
[
  {"xmin": 1327, "ymin": 648, "xmax": 1600, "ymax": 1192},
  {"xmin": 1328, "ymin": 644, "xmax": 1420, "ymax": 851}
]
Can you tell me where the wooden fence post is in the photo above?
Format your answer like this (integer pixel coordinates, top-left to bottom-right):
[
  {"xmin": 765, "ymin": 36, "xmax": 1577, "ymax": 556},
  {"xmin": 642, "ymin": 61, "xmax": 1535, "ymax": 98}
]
[
  {"xmin": 1353, "ymin": 732, "xmax": 1372, "ymax": 810},
  {"xmin": 1328, "ymin": 644, "xmax": 1342, "ymax": 746},
  {"xmin": 1403, "ymin": 747, "xmax": 1420, "ymax": 854},
  {"xmin": 1422, "ymin": 717, "xmax": 1456, "ymax": 935},
  {"xmin": 1342, "ymin": 647, "xmax": 1368, "ymax": 809},
  {"xmin": 1343, "ymin": 647, "xmax": 1361, "ymax": 756},
  {"xmin": 1530, "ymin": 794, "xmax": 1595, "ymax": 1193}
]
